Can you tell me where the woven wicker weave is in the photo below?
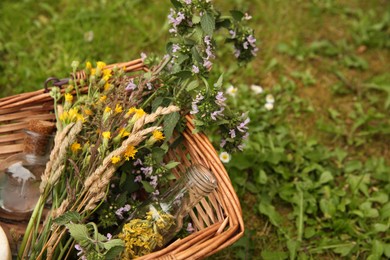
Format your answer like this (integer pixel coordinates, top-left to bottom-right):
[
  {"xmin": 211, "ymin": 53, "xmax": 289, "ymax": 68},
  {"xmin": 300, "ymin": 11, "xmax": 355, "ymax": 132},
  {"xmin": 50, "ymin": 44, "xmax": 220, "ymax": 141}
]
[{"xmin": 0, "ymin": 59, "xmax": 244, "ymax": 259}]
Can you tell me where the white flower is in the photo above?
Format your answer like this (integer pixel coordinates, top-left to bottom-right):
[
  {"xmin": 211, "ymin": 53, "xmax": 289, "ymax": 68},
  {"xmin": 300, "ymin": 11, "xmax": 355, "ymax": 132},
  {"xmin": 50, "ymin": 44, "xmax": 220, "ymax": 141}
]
[
  {"xmin": 219, "ymin": 151, "xmax": 231, "ymax": 163},
  {"xmin": 266, "ymin": 94, "xmax": 275, "ymax": 104},
  {"xmin": 226, "ymin": 85, "xmax": 238, "ymax": 97},
  {"xmin": 250, "ymin": 84, "xmax": 263, "ymax": 94},
  {"xmin": 264, "ymin": 102, "xmax": 274, "ymax": 111}
]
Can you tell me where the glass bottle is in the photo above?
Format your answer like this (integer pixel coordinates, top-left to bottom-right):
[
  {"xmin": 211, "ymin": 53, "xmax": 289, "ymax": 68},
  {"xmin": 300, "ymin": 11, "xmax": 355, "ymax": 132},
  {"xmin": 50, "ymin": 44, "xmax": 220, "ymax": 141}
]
[
  {"xmin": 0, "ymin": 120, "xmax": 54, "ymax": 217},
  {"xmin": 119, "ymin": 164, "xmax": 218, "ymax": 258}
]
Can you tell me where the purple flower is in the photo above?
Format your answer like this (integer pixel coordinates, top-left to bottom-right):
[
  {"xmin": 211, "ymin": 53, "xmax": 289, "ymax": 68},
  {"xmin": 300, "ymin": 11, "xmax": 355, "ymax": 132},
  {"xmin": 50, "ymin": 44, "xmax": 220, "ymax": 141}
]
[
  {"xmin": 140, "ymin": 52, "xmax": 147, "ymax": 61},
  {"xmin": 210, "ymin": 107, "xmax": 224, "ymax": 120},
  {"xmin": 206, "ymin": 46, "xmax": 215, "ymax": 59},
  {"xmin": 234, "ymin": 48, "xmax": 241, "ymax": 58},
  {"xmin": 125, "ymin": 79, "xmax": 137, "ymax": 91},
  {"xmin": 152, "ymin": 190, "xmax": 160, "ymax": 196},
  {"xmin": 244, "ymin": 13, "xmax": 252, "ymax": 20},
  {"xmin": 133, "ymin": 159, "xmax": 143, "ymax": 166},
  {"xmin": 172, "ymin": 44, "xmax": 181, "ymax": 53},
  {"xmin": 146, "ymin": 82, "xmax": 153, "ymax": 90},
  {"xmin": 229, "ymin": 129, "xmax": 236, "ymax": 138},
  {"xmin": 115, "ymin": 204, "xmax": 131, "ymax": 219},
  {"xmin": 247, "ymin": 35, "xmax": 256, "ymax": 47},
  {"xmin": 186, "ymin": 223, "xmax": 195, "ymax": 233},
  {"xmin": 149, "ymin": 175, "xmax": 158, "ymax": 188},
  {"xmin": 184, "ymin": 0, "xmax": 192, "ymax": 4},
  {"xmin": 229, "ymin": 30, "xmax": 236, "ymax": 38},
  {"xmin": 220, "ymin": 139, "xmax": 226, "ymax": 148},
  {"xmin": 203, "ymin": 59, "xmax": 212, "ymax": 69},
  {"xmin": 106, "ymin": 233, "xmax": 112, "ymax": 240},
  {"xmin": 169, "ymin": 28, "xmax": 177, "ymax": 34},
  {"xmin": 251, "ymin": 47, "xmax": 259, "ymax": 56},
  {"xmin": 75, "ymin": 244, "xmax": 86, "ymax": 260},
  {"xmin": 243, "ymin": 132, "xmax": 249, "ymax": 140},
  {"xmin": 204, "ymin": 36, "xmax": 211, "ymax": 46},
  {"xmin": 190, "ymin": 93, "xmax": 204, "ymax": 114},
  {"xmin": 237, "ymin": 117, "xmax": 250, "ymax": 132},
  {"xmin": 238, "ymin": 144, "xmax": 245, "ymax": 151},
  {"xmin": 141, "ymin": 166, "xmax": 153, "ymax": 176},
  {"xmin": 192, "ymin": 65, "xmax": 200, "ymax": 74},
  {"xmin": 215, "ymin": 92, "xmax": 226, "ymax": 106},
  {"xmin": 134, "ymin": 175, "xmax": 142, "ymax": 182},
  {"xmin": 243, "ymin": 41, "xmax": 249, "ymax": 50}
]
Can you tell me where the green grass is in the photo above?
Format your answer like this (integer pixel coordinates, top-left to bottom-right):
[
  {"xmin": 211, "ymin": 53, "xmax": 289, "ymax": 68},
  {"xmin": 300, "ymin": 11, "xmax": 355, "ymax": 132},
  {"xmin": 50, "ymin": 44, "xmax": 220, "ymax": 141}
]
[{"xmin": 1, "ymin": 0, "xmax": 390, "ymax": 259}]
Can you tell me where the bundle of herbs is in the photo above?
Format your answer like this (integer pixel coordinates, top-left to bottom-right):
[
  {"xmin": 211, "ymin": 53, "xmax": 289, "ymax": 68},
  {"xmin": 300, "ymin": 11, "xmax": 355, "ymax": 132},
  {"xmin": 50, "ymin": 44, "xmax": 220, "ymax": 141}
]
[{"xmin": 18, "ymin": 0, "xmax": 257, "ymax": 259}]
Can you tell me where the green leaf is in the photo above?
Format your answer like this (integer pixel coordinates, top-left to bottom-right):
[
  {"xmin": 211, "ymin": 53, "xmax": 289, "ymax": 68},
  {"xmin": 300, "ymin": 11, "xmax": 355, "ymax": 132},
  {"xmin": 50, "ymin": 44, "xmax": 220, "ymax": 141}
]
[
  {"xmin": 344, "ymin": 160, "xmax": 363, "ymax": 173},
  {"xmin": 152, "ymin": 147, "xmax": 166, "ymax": 164},
  {"xmin": 256, "ymin": 170, "xmax": 268, "ymax": 184},
  {"xmin": 165, "ymin": 161, "xmax": 180, "ymax": 169},
  {"xmin": 201, "ymin": 12, "xmax": 215, "ymax": 35},
  {"xmin": 54, "ymin": 211, "xmax": 82, "ymax": 225},
  {"xmin": 319, "ymin": 171, "xmax": 334, "ymax": 184},
  {"xmin": 287, "ymin": 240, "xmax": 299, "ymax": 260},
  {"xmin": 105, "ymin": 246, "xmax": 125, "ymax": 260},
  {"xmin": 163, "ymin": 111, "xmax": 180, "ymax": 142},
  {"xmin": 369, "ymin": 192, "xmax": 389, "ymax": 204},
  {"xmin": 103, "ymin": 239, "xmax": 125, "ymax": 250},
  {"xmin": 213, "ymin": 73, "xmax": 224, "ymax": 89},
  {"xmin": 65, "ymin": 223, "xmax": 90, "ymax": 242},
  {"xmin": 170, "ymin": 0, "xmax": 182, "ymax": 8},
  {"xmin": 370, "ymin": 240, "xmax": 384, "ymax": 259},
  {"xmin": 258, "ymin": 201, "xmax": 283, "ymax": 227},
  {"xmin": 192, "ymin": 15, "xmax": 201, "ymax": 24},
  {"xmin": 186, "ymin": 80, "xmax": 199, "ymax": 92},
  {"xmin": 384, "ymin": 243, "xmax": 390, "ymax": 258},
  {"xmin": 373, "ymin": 223, "xmax": 389, "ymax": 233},
  {"xmin": 261, "ymin": 251, "xmax": 288, "ymax": 260},
  {"xmin": 320, "ymin": 198, "xmax": 336, "ymax": 218},
  {"xmin": 230, "ymin": 10, "xmax": 244, "ymax": 21},
  {"xmin": 333, "ymin": 243, "xmax": 355, "ymax": 256},
  {"xmin": 141, "ymin": 181, "xmax": 155, "ymax": 193}
]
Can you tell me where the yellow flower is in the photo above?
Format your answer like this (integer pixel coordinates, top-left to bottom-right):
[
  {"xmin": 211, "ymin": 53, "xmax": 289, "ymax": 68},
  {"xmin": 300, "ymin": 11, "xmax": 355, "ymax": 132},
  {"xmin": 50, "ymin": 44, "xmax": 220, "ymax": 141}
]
[
  {"xmin": 59, "ymin": 108, "xmax": 84, "ymax": 123},
  {"xmin": 119, "ymin": 128, "xmax": 130, "ymax": 138},
  {"xmin": 102, "ymin": 131, "xmax": 111, "ymax": 139},
  {"xmin": 126, "ymin": 107, "xmax": 137, "ymax": 116},
  {"xmin": 86, "ymin": 61, "xmax": 92, "ymax": 70},
  {"xmin": 84, "ymin": 109, "xmax": 93, "ymax": 116},
  {"xmin": 64, "ymin": 93, "xmax": 73, "ymax": 102},
  {"xmin": 104, "ymin": 106, "xmax": 112, "ymax": 114},
  {"xmin": 70, "ymin": 142, "xmax": 81, "ymax": 153},
  {"xmin": 97, "ymin": 61, "xmax": 106, "ymax": 70},
  {"xmin": 152, "ymin": 130, "xmax": 164, "ymax": 141},
  {"xmin": 100, "ymin": 95, "xmax": 107, "ymax": 102},
  {"xmin": 124, "ymin": 145, "xmax": 137, "ymax": 160},
  {"xmin": 111, "ymin": 156, "xmax": 121, "ymax": 164},
  {"xmin": 103, "ymin": 75, "xmax": 110, "ymax": 82},
  {"xmin": 103, "ymin": 69, "xmax": 112, "ymax": 77},
  {"xmin": 115, "ymin": 104, "xmax": 123, "ymax": 114},
  {"xmin": 104, "ymin": 82, "xmax": 111, "ymax": 91},
  {"xmin": 90, "ymin": 68, "xmax": 96, "ymax": 76}
]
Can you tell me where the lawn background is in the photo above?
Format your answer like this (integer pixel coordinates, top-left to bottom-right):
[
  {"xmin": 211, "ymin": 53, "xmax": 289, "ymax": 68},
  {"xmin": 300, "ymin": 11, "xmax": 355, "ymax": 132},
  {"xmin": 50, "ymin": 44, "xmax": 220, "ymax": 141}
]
[{"xmin": 1, "ymin": 0, "xmax": 389, "ymax": 259}]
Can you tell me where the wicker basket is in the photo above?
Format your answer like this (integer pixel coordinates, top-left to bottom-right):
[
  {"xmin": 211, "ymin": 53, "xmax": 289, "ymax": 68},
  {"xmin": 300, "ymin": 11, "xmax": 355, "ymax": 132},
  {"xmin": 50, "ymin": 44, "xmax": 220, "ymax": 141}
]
[{"xmin": 0, "ymin": 59, "xmax": 244, "ymax": 259}]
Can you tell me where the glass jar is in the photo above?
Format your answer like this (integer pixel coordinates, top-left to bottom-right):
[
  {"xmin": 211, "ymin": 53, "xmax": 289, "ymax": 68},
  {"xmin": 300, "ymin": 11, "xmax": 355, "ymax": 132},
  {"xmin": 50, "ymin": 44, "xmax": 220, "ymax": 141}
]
[
  {"xmin": 0, "ymin": 120, "xmax": 54, "ymax": 216},
  {"xmin": 119, "ymin": 164, "xmax": 218, "ymax": 258}
]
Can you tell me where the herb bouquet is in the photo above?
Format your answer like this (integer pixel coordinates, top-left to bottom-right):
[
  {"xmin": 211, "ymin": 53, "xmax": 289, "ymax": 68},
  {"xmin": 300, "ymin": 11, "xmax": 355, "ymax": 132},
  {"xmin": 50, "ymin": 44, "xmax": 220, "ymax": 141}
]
[{"xmin": 15, "ymin": 0, "xmax": 257, "ymax": 259}]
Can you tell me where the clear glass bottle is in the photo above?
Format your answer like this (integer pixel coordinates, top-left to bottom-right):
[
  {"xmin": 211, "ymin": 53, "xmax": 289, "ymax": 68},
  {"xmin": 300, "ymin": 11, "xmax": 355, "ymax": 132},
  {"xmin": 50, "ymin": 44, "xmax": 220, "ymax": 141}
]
[
  {"xmin": 0, "ymin": 120, "xmax": 54, "ymax": 216},
  {"xmin": 119, "ymin": 164, "xmax": 218, "ymax": 258}
]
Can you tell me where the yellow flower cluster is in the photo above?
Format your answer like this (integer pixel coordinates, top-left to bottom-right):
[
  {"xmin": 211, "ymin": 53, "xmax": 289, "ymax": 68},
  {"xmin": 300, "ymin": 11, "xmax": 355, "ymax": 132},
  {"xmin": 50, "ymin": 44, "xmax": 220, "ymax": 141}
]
[
  {"xmin": 102, "ymin": 131, "xmax": 111, "ymax": 139},
  {"xmin": 118, "ymin": 209, "xmax": 175, "ymax": 259},
  {"xmin": 59, "ymin": 108, "xmax": 84, "ymax": 123}
]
